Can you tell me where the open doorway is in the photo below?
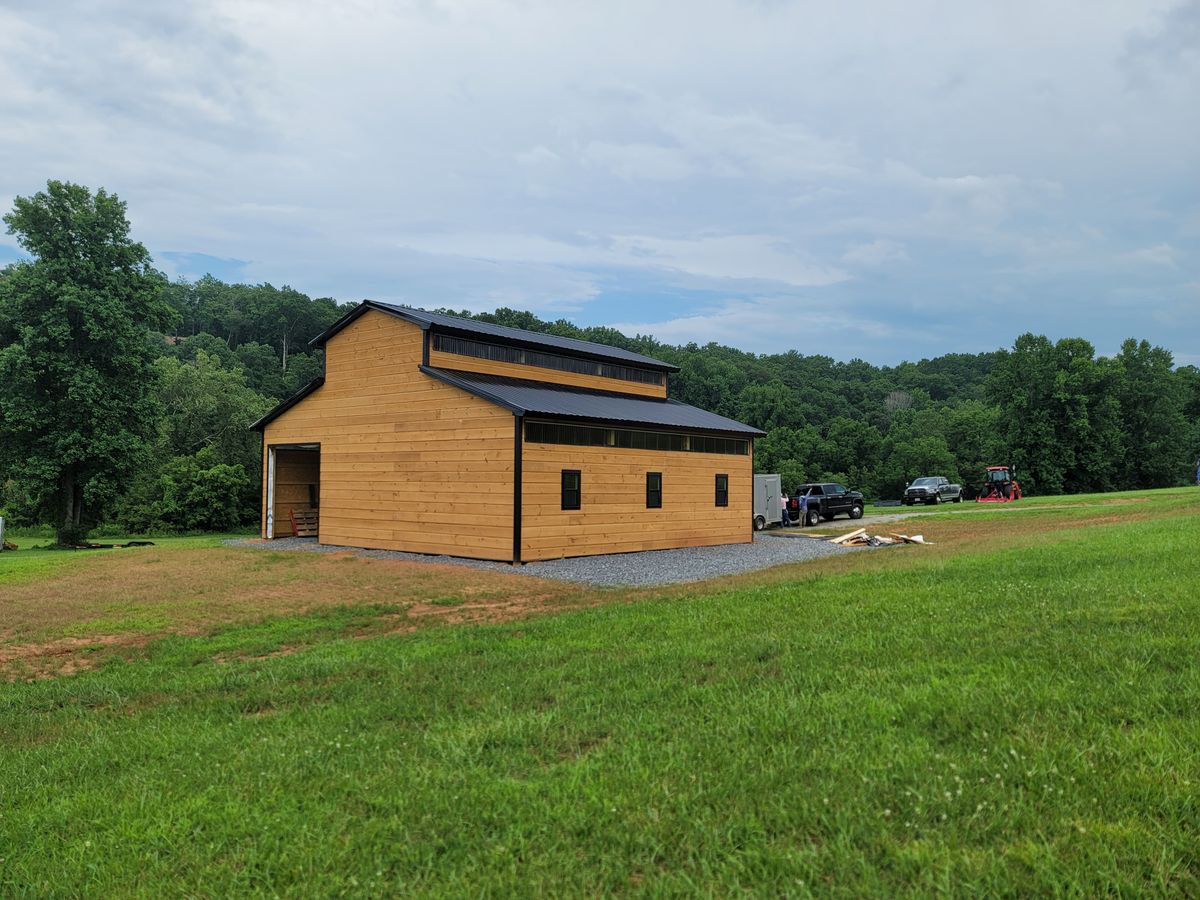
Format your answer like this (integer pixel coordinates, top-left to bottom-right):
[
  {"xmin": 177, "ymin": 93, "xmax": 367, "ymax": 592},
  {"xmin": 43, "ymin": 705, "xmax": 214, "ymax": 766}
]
[{"xmin": 265, "ymin": 444, "xmax": 321, "ymax": 539}]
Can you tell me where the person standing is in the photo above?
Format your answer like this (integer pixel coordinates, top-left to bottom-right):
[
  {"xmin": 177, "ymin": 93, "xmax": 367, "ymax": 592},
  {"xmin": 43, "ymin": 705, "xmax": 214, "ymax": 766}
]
[{"xmin": 780, "ymin": 492, "xmax": 790, "ymax": 526}]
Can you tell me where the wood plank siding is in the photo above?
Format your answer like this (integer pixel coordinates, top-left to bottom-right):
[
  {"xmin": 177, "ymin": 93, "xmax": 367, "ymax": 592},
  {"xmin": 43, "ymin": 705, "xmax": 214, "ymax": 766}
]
[
  {"xmin": 427, "ymin": 348, "xmax": 667, "ymax": 398},
  {"xmin": 260, "ymin": 311, "xmax": 516, "ymax": 560},
  {"xmin": 520, "ymin": 439, "xmax": 753, "ymax": 561},
  {"xmin": 258, "ymin": 304, "xmax": 756, "ymax": 563}
]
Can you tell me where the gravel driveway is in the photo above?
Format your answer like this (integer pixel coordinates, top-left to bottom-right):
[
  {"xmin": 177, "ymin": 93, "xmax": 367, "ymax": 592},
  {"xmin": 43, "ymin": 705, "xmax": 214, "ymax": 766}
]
[{"xmin": 225, "ymin": 532, "xmax": 862, "ymax": 587}]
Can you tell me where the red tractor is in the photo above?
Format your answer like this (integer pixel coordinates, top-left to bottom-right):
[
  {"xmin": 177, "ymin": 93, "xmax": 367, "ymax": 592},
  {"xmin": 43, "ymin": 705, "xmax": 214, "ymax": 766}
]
[{"xmin": 978, "ymin": 465, "xmax": 1022, "ymax": 503}]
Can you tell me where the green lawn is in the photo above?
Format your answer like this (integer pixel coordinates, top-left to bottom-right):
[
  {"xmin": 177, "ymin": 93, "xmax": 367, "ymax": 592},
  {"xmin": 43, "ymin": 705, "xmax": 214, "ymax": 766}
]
[
  {"xmin": 862, "ymin": 485, "xmax": 1194, "ymax": 517},
  {"xmin": 2, "ymin": 495, "xmax": 1199, "ymax": 895},
  {"xmin": 0, "ymin": 533, "xmax": 240, "ymax": 586}
]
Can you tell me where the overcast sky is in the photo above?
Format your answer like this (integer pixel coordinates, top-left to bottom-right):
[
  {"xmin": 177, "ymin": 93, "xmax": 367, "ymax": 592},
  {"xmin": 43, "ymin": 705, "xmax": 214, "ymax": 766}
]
[{"xmin": 1, "ymin": 0, "xmax": 1197, "ymax": 364}]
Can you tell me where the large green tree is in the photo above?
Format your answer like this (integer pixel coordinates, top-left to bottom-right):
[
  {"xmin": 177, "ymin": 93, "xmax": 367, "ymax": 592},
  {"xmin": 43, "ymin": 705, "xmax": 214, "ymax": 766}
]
[
  {"xmin": 987, "ymin": 335, "xmax": 1131, "ymax": 495},
  {"xmin": 1113, "ymin": 339, "xmax": 1190, "ymax": 488},
  {"xmin": 0, "ymin": 181, "xmax": 172, "ymax": 544},
  {"xmin": 154, "ymin": 352, "xmax": 271, "ymax": 469}
]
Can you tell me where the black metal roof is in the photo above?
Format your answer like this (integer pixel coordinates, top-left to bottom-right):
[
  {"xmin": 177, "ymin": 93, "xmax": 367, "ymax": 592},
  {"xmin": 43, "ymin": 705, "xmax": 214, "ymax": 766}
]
[
  {"xmin": 249, "ymin": 377, "xmax": 324, "ymax": 431},
  {"xmin": 420, "ymin": 367, "xmax": 764, "ymax": 436},
  {"xmin": 310, "ymin": 300, "xmax": 679, "ymax": 372}
]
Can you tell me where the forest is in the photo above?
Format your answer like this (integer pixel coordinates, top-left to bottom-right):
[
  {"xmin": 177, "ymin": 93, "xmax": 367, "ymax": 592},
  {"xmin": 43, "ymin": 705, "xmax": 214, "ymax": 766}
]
[
  {"xmin": 2, "ymin": 182, "xmax": 1198, "ymax": 541},
  {"xmin": 8, "ymin": 277, "xmax": 1197, "ymax": 535}
]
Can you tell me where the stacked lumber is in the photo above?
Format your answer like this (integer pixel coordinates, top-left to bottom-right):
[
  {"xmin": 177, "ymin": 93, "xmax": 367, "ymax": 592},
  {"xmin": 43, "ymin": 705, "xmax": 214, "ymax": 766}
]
[
  {"xmin": 787, "ymin": 528, "xmax": 932, "ymax": 547},
  {"xmin": 829, "ymin": 528, "xmax": 867, "ymax": 544}
]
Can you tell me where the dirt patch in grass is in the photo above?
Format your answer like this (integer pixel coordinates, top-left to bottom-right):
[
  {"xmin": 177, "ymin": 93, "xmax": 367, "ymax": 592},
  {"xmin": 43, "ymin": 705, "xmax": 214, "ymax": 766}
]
[
  {"xmin": 406, "ymin": 590, "xmax": 584, "ymax": 625},
  {"xmin": 0, "ymin": 546, "xmax": 593, "ymax": 679},
  {"xmin": 2, "ymin": 547, "xmax": 580, "ymax": 633},
  {"xmin": 1, "ymin": 498, "xmax": 1179, "ymax": 681},
  {"xmin": 213, "ymin": 644, "xmax": 305, "ymax": 664},
  {"xmin": 0, "ymin": 633, "xmax": 150, "ymax": 680}
]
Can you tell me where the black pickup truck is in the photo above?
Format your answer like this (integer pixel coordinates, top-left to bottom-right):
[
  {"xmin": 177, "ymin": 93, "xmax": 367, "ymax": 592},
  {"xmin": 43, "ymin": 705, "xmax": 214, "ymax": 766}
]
[{"xmin": 794, "ymin": 482, "xmax": 865, "ymax": 526}]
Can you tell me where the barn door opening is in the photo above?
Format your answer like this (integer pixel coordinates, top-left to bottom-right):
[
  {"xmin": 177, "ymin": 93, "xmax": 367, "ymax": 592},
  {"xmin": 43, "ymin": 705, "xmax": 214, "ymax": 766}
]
[{"xmin": 266, "ymin": 444, "xmax": 321, "ymax": 539}]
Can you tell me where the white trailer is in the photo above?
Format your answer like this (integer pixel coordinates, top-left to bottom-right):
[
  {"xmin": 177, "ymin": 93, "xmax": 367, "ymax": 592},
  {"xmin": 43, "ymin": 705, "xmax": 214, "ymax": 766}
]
[{"xmin": 753, "ymin": 474, "xmax": 782, "ymax": 531}]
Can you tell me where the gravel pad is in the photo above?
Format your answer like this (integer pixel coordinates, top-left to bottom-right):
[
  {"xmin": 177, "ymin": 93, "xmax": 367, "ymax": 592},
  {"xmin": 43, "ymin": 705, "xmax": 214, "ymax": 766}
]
[{"xmin": 225, "ymin": 531, "xmax": 860, "ymax": 587}]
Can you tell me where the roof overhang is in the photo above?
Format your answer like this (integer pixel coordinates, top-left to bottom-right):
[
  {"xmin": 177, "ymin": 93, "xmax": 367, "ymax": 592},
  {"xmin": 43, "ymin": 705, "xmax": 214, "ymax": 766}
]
[
  {"xmin": 249, "ymin": 377, "xmax": 325, "ymax": 431},
  {"xmin": 419, "ymin": 365, "xmax": 525, "ymax": 414},
  {"xmin": 420, "ymin": 366, "xmax": 764, "ymax": 437}
]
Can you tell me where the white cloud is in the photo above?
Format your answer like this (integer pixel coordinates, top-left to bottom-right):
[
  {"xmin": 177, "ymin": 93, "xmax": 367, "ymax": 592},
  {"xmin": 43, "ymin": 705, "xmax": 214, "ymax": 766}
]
[
  {"xmin": 516, "ymin": 145, "xmax": 561, "ymax": 167},
  {"xmin": 0, "ymin": 0, "xmax": 1194, "ymax": 361},
  {"xmin": 609, "ymin": 234, "xmax": 849, "ymax": 286},
  {"xmin": 1118, "ymin": 243, "xmax": 1178, "ymax": 267},
  {"xmin": 842, "ymin": 239, "xmax": 909, "ymax": 266},
  {"xmin": 609, "ymin": 294, "xmax": 934, "ymax": 355},
  {"xmin": 394, "ymin": 231, "xmax": 848, "ymax": 288},
  {"xmin": 580, "ymin": 142, "xmax": 698, "ymax": 181}
]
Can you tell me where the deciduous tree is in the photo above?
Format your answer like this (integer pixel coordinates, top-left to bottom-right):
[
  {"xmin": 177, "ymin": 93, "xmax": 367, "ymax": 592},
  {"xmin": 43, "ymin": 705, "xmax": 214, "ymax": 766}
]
[{"xmin": 0, "ymin": 181, "xmax": 172, "ymax": 545}]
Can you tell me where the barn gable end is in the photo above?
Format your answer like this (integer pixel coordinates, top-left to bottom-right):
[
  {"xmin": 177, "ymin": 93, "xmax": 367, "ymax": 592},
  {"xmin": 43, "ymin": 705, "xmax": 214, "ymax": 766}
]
[{"xmin": 259, "ymin": 310, "xmax": 515, "ymax": 560}]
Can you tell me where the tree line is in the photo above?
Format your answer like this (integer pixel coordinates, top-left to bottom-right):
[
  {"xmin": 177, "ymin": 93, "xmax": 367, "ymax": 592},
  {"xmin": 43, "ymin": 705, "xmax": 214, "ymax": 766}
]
[
  {"xmin": 2, "ymin": 182, "xmax": 1197, "ymax": 545},
  {"xmin": 451, "ymin": 309, "xmax": 1200, "ymax": 499}
]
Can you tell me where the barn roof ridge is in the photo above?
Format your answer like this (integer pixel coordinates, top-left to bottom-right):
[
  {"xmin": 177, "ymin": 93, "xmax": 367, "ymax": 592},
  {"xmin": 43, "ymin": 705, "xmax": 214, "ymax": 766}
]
[{"xmin": 310, "ymin": 300, "xmax": 679, "ymax": 372}]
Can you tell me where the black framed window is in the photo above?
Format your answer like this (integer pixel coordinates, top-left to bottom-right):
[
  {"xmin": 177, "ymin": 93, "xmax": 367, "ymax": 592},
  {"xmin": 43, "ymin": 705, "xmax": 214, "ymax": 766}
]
[
  {"xmin": 432, "ymin": 333, "xmax": 666, "ymax": 386},
  {"xmin": 524, "ymin": 421, "xmax": 748, "ymax": 456},
  {"xmin": 646, "ymin": 472, "xmax": 662, "ymax": 508},
  {"xmin": 715, "ymin": 474, "xmax": 729, "ymax": 507},
  {"xmin": 561, "ymin": 469, "xmax": 581, "ymax": 510}
]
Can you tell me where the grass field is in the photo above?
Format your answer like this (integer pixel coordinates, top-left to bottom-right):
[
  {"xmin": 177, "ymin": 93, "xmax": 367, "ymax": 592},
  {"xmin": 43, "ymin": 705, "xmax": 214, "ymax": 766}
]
[{"xmin": 2, "ymin": 488, "xmax": 1198, "ymax": 895}]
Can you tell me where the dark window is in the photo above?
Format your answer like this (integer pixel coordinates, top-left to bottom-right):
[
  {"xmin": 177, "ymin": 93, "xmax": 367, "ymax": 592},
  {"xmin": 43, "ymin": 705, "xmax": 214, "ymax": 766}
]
[
  {"xmin": 432, "ymin": 333, "xmax": 666, "ymax": 386},
  {"xmin": 561, "ymin": 470, "xmax": 581, "ymax": 510},
  {"xmin": 715, "ymin": 474, "xmax": 729, "ymax": 507},
  {"xmin": 646, "ymin": 472, "xmax": 662, "ymax": 508},
  {"xmin": 524, "ymin": 421, "xmax": 749, "ymax": 456},
  {"xmin": 831, "ymin": 484, "xmax": 847, "ymax": 494}
]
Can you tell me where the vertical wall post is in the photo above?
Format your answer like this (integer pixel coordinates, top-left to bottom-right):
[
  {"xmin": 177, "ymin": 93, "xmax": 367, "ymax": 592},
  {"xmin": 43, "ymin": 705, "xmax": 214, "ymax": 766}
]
[
  {"xmin": 513, "ymin": 415, "xmax": 523, "ymax": 564},
  {"xmin": 749, "ymin": 438, "xmax": 755, "ymax": 537},
  {"xmin": 265, "ymin": 447, "xmax": 277, "ymax": 539}
]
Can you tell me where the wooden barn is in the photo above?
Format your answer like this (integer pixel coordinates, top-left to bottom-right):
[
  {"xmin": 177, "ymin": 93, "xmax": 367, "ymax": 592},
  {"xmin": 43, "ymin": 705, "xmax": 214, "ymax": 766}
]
[{"xmin": 251, "ymin": 302, "xmax": 764, "ymax": 562}]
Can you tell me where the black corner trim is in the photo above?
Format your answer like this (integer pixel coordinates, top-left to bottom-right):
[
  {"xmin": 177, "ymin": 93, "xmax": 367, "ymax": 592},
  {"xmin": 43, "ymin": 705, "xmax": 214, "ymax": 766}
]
[
  {"xmin": 513, "ymin": 415, "xmax": 523, "ymax": 565},
  {"xmin": 249, "ymin": 377, "xmax": 326, "ymax": 431}
]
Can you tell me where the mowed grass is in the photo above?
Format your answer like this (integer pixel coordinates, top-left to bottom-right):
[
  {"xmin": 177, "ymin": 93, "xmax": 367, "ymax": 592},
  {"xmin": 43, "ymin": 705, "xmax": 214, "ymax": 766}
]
[
  {"xmin": 859, "ymin": 485, "xmax": 1182, "ymax": 519},
  {"xmin": 2, "ymin": 490, "xmax": 1199, "ymax": 895},
  {"xmin": 0, "ymin": 532, "xmax": 241, "ymax": 587}
]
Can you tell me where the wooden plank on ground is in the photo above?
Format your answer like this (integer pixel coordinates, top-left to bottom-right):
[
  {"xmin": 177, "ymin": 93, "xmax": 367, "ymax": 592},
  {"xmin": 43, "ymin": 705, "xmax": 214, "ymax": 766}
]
[
  {"xmin": 888, "ymin": 532, "xmax": 931, "ymax": 544},
  {"xmin": 829, "ymin": 528, "xmax": 867, "ymax": 545}
]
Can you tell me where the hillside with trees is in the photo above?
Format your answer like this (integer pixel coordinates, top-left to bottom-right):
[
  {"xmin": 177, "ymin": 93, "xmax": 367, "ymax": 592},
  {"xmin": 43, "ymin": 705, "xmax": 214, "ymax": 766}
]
[
  {"xmin": 448, "ymin": 307, "xmax": 1200, "ymax": 501},
  {"xmin": 2, "ymin": 182, "xmax": 1197, "ymax": 542}
]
